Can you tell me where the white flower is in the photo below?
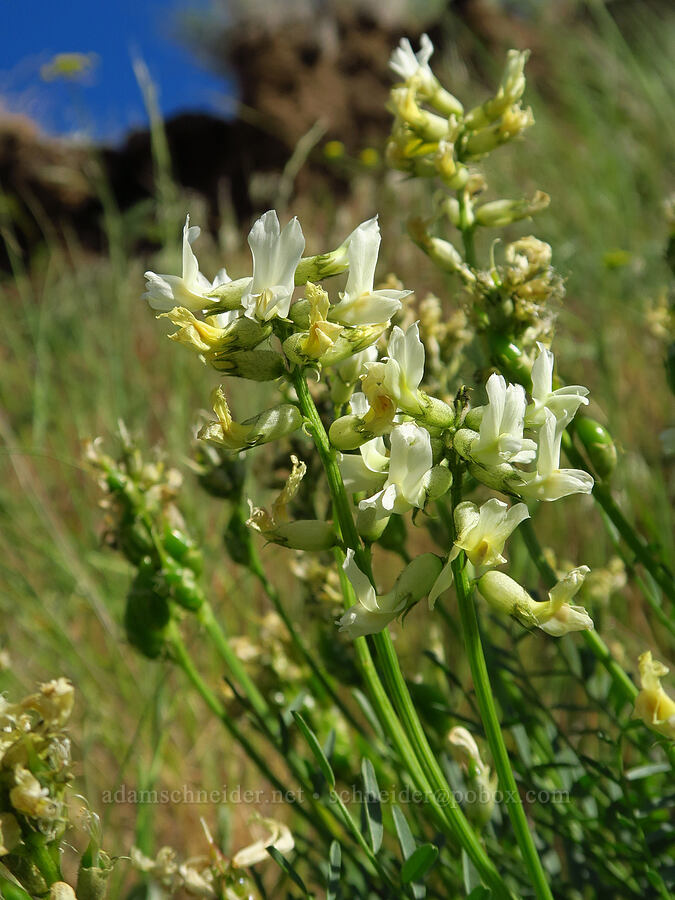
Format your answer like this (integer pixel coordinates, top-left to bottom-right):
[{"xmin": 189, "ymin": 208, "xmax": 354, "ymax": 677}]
[
  {"xmin": 470, "ymin": 374, "xmax": 537, "ymax": 467},
  {"xmin": 428, "ymin": 499, "xmax": 529, "ymax": 607},
  {"xmin": 477, "ymin": 566, "xmax": 593, "ymax": 636},
  {"xmin": 358, "ymin": 422, "xmax": 432, "ymax": 521},
  {"xmin": 143, "ymin": 216, "xmax": 230, "ymax": 312},
  {"xmin": 241, "ymin": 210, "xmax": 305, "ymax": 321},
  {"xmin": 526, "ymin": 343, "xmax": 589, "ymax": 427},
  {"xmin": 537, "ymin": 566, "xmax": 594, "ymax": 636},
  {"xmin": 389, "ymin": 34, "xmax": 435, "ymax": 89},
  {"xmin": 519, "ymin": 409, "xmax": 594, "ymax": 501},
  {"xmin": 382, "ymin": 322, "xmax": 425, "ymax": 412},
  {"xmin": 330, "ymin": 218, "xmax": 410, "ymax": 325},
  {"xmin": 232, "ymin": 816, "xmax": 294, "ymax": 868},
  {"xmin": 339, "ymin": 435, "xmax": 389, "ymax": 495},
  {"xmin": 339, "ymin": 551, "xmax": 442, "ymax": 638}
]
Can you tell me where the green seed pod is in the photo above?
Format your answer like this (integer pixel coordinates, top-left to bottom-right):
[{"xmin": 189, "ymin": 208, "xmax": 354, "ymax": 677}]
[
  {"xmin": 224, "ymin": 508, "xmax": 255, "ymax": 569},
  {"xmin": 124, "ymin": 571, "xmax": 171, "ymax": 659},
  {"xmin": 162, "ymin": 528, "xmax": 203, "ymax": 574},
  {"xmin": 213, "ymin": 350, "xmax": 286, "ymax": 381},
  {"xmin": 162, "ymin": 560, "xmax": 205, "ymax": 611},
  {"xmin": 118, "ymin": 519, "xmax": 155, "ymax": 566},
  {"xmin": 488, "ymin": 333, "xmax": 532, "ymax": 391},
  {"xmin": 573, "ymin": 417, "xmax": 617, "ymax": 480}
]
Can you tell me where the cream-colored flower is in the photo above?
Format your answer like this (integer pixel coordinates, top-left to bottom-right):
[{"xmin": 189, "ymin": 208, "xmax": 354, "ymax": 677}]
[
  {"xmin": 633, "ymin": 652, "xmax": 675, "ymax": 740},
  {"xmin": 241, "ymin": 210, "xmax": 305, "ymax": 321},
  {"xmin": 144, "ymin": 215, "xmax": 229, "ymax": 312},
  {"xmin": 232, "ymin": 816, "xmax": 294, "ymax": 868}
]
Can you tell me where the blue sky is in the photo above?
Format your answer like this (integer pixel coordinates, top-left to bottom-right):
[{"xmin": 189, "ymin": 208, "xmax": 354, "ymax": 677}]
[{"xmin": 0, "ymin": 0, "xmax": 233, "ymax": 142}]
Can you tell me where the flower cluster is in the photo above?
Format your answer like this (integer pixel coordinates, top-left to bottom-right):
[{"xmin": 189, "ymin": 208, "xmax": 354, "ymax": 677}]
[{"xmin": 132, "ymin": 815, "xmax": 293, "ymax": 899}]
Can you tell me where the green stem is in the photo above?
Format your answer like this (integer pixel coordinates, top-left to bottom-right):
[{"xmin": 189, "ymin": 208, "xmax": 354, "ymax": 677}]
[
  {"xmin": 165, "ymin": 621, "xmax": 347, "ymax": 850},
  {"xmin": 561, "ymin": 432, "xmax": 674, "ymax": 605},
  {"xmin": 452, "ymin": 553, "xmax": 553, "ymax": 900},
  {"xmin": 448, "ymin": 472, "xmax": 552, "ymax": 900},
  {"xmin": 196, "ymin": 600, "xmax": 274, "ymax": 731},
  {"xmin": 246, "ymin": 539, "xmax": 363, "ymax": 732},
  {"xmin": 22, "ymin": 833, "xmax": 61, "ymax": 888},
  {"xmin": 292, "ymin": 366, "xmax": 512, "ymax": 899}
]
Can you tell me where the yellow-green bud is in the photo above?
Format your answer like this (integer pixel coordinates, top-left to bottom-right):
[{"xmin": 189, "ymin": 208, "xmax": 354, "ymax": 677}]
[
  {"xmin": 320, "ymin": 325, "xmax": 385, "ymax": 367},
  {"xmin": 294, "ymin": 250, "xmax": 350, "ymax": 285},
  {"xmin": 414, "ymin": 393, "xmax": 456, "ymax": 429},
  {"xmin": 289, "ymin": 299, "xmax": 311, "ymax": 329},
  {"xmin": 475, "ymin": 191, "xmax": 550, "ymax": 228},
  {"xmin": 329, "ymin": 415, "xmax": 374, "ymax": 451},
  {"xmin": 389, "ymin": 553, "xmax": 444, "ymax": 607},
  {"xmin": 476, "ymin": 571, "xmax": 538, "ymax": 626},
  {"xmin": 267, "ymin": 520, "xmax": 337, "ymax": 552},
  {"xmin": 212, "ymin": 349, "xmax": 285, "ymax": 381}
]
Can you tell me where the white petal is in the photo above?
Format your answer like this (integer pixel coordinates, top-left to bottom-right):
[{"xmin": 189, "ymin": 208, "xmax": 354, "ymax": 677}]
[
  {"xmin": 344, "ymin": 217, "xmax": 380, "ymax": 299},
  {"xmin": 343, "ymin": 549, "xmax": 377, "ymax": 611}
]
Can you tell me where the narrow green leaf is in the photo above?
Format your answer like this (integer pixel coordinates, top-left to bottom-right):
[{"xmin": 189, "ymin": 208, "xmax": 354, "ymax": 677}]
[
  {"xmin": 401, "ymin": 844, "xmax": 438, "ymax": 884},
  {"xmin": 392, "ymin": 805, "xmax": 426, "ymax": 898},
  {"xmin": 351, "ymin": 688, "xmax": 385, "ymax": 739},
  {"xmin": 292, "ymin": 710, "xmax": 336, "ymax": 788},
  {"xmin": 266, "ymin": 846, "xmax": 309, "ymax": 895},
  {"xmin": 467, "ymin": 888, "xmax": 492, "ymax": 900},
  {"xmin": 327, "ymin": 840, "xmax": 341, "ymax": 900},
  {"xmin": 361, "ymin": 757, "xmax": 383, "ymax": 854}
]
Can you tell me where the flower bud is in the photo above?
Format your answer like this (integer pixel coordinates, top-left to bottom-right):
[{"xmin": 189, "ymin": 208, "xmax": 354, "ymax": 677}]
[
  {"xmin": 264, "ymin": 520, "xmax": 337, "ymax": 552},
  {"xmin": 573, "ymin": 417, "xmax": 617, "ymax": 480},
  {"xmin": 76, "ymin": 851, "xmax": 114, "ymax": 900},
  {"xmin": 408, "ymin": 218, "xmax": 475, "ymax": 282},
  {"xmin": 50, "ymin": 884, "xmax": 77, "ymax": 900},
  {"xmin": 199, "ymin": 394, "xmax": 303, "ymax": 451},
  {"xmin": 162, "ymin": 559, "xmax": 205, "ymax": 612},
  {"xmin": 488, "ymin": 333, "xmax": 533, "ymax": 390},
  {"xmin": 288, "ymin": 298, "xmax": 311, "ymax": 329},
  {"xmin": 475, "ymin": 191, "xmax": 550, "ymax": 228}
]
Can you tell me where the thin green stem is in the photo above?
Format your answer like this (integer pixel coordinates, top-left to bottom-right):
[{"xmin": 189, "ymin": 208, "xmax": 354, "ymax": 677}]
[
  {"xmin": 448, "ymin": 473, "xmax": 552, "ymax": 900},
  {"xmin": 561, "ymin": 432, "xmax": 674, "ymax": 605},
  {"xmin": 452, "ymin": 553, "xmax": 553, "ymax": 900},
  {"xmin": 246, "ymin": 539, "xmax": 363, "ymax": 731},
  {"xmin": 22, "ymin": 833, "xmax": 61, "ymax": 888},
  {"xmin": 292, "ymin": 366, "xmax": 512, "ymax": 899},
  {"xmin": 165, "ymin": 622, "xmax": 348, "ymax": 850},
  {"xmin": 196, "ymin": 600, "xmax": 274, "ymax": 731}
]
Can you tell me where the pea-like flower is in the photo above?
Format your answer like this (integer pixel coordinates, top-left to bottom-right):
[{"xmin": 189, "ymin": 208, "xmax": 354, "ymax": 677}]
[
  {"xmin": 633, "ymin": 651, "xmax": 675, "ymax": 740},
  {"xmin": 232, "ymin": 815, "xmax": 294, "ymax": 868},
  {"xmin": 382, "ymin": 322, "xmax": 425, "ymax": 413},
  {"xmin": 143, "ymin": 215, "xmax": 229, "ymax": 312},
  {"xmin": 429, "ymin": 499, "xmax": 529, "ymax": 607},
  {"xmin": 526, "ymin": 343, "xmax": 589, "ymax": 427},
  {"xmin": 358, "ymin": 422, "xmax": 433, "ymax": 521},
  {"xmin": 477, "ymin": 566, "xmax": 593, "ymax": 636},
  {"xmin": 241, "ymin": 210, "xmax": 305, "ymax": 321},
  {"xmin": 389, "ymin": 34, "xmax": 435, "ymax": 89},
  {"xmin": 329, "ymin": 218, "xmax": 411, "ymax": 326},
  {"xmin": 339, "ymin": 550, "xmax": 442, "ymax": 638},
  {"xmin": 467, "ymin": 373, "xmax": 537, "ymax": 467},
  {"xmin": 519, "ymin": 409, "xmax": 594, "ymax": 501}
]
